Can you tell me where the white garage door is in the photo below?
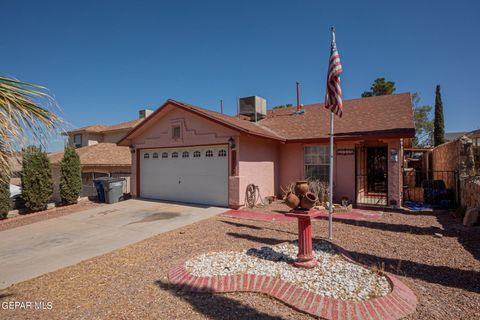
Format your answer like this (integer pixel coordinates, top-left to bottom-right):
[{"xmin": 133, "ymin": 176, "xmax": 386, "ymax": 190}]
[{"xmin": 139, "ymin": 145, "xmax": 228, "ymax": 206}]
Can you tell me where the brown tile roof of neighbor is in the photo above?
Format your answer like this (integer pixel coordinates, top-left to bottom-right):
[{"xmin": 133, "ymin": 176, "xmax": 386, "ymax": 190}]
[
  {"xmin": 260, "ymin": 93, "xmax": 415, "ymax": 141},
  {"xmin": 101, "ymin": 119, "xmax": 144, "ymax": 132},
  {"xmin": 119, "ymin": 93, "xmax": 415, "ymax": 145},
  {"xmin": 64, "ymin": 119, "xmax": 143, "ymax": 135},
  {"xmin": 49, "ymin": 143, "xmax": 131, "ymax": 167}
]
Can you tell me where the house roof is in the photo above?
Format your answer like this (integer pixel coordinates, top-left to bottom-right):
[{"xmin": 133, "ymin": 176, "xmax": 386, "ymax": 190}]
[
  {"xmin": 64, "ymin": 119, "xmax": 143, "ymax": 135},
  {"xmin": 118, "ymin": 99, "xmax": 284, "ymax": 145},
  {"xmin": 119, "ymin": 93, "xmax": 415, "ymax": 145},
  {"xmin": 445, "ymin": 132, "xmax": 468, "ymax": 141},
  {"xmin": 49, "ymin": 143, "xmax": 131, "ymax": 167},
  {"xmin": 261, "ymin": 93, "xmax": 415, "ymax": 141}
]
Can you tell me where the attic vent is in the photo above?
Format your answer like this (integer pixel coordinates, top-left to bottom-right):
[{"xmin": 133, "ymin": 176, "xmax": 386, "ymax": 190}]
[
  {"xmin": 172, "ymin": 126, "xmax": 181, "ymax": 139},
  {"xmin": 239, "ymin": 96, "xmax": 267, "ymax": 122}
]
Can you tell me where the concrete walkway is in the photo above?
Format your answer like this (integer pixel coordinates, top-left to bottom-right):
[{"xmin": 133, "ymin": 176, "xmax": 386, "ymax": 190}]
[{"xmin": 0, "ymin": 199, "xmax": 226, "ymax": 289}]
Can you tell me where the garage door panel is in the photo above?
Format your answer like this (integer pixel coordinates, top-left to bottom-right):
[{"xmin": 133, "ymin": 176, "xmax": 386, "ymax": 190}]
[{"xmin": 139, "ymin": 146, "xmax": 228, "ymax": 206}]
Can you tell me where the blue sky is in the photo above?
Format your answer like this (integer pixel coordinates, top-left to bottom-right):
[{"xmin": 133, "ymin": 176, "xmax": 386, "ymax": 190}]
[{"xmin": 2, "ymin": 0, "xmax": 479, "ymax": 151}]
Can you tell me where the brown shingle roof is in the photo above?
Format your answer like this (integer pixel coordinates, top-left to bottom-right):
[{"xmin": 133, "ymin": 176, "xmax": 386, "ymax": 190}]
[
  {"xmin": 49, "ymin": 143, "xmax": 131, "ymax": 167},
  {"xmin": 260, "ymin": 93, "xmax": 415, "ymax": 140},
  {"xmin": 119, "ymin": 94, "xmax": 415, "ymax": 145}
]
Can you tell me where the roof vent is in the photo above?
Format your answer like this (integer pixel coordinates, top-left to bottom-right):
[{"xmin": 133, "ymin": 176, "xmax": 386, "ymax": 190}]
[
  {"xmin": 239, "ymin": 96, "xmax": 267, "ymax": 122},
  {"xmin": 139, "ymin": 109, "xmax": 153, "ymax": 119}
]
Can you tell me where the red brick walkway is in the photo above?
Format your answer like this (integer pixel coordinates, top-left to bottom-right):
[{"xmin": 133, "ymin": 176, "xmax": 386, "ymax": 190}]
[
  {"xmin": 222, "ymin": 208, "xmax": 383, "ymax": 222},
  {"xmin": 168, "ymin": 242, "xmax": 417, "ymax": 320}
]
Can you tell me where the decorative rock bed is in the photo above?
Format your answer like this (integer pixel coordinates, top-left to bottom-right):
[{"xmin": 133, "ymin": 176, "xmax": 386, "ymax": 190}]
[
  {"xmin": 186, "ymin": 240, "xmax": 389, "ymax": 301},
  {"xmin": 169, "ymin": 240, "xmax": 417, "ymax": 319}
]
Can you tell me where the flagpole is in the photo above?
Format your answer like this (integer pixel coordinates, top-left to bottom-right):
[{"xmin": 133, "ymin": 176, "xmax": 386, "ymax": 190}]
[
  {"xmin": 328, "ymin": 26, "xmax": 335, "ymax": 240},
  {"xmin": 326, "ymin": 26, "xmax": 341, "ymax": 240},
  {"xmin": 328, "ymin": 110, "xmax": 334, "ymax": 240}
]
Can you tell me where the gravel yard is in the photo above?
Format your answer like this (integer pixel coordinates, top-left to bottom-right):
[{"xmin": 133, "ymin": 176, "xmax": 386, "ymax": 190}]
[
  {"xmin": 185, "ymin": 240, "xmax": 391, "ymax": 300},
  {"xmin": 0, "ymin": 207, "xmax": 478, "ymax": 319}
]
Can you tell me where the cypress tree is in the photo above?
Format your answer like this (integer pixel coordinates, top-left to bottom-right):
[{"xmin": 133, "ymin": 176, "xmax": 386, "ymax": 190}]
[
  {"xmin": 60, "ymin": 146, "xmax": 82, "ymax": 205},
  {"xmin": 21, "ymin": 146, "xmax": 53, "ymax": 212},
  {"xmin": 0, "ymin": 172, "xmax": 10, "ymax": 219},
  {"xmin": 433, "ymin": 85, "xmax": 445, "ymax": 146}
]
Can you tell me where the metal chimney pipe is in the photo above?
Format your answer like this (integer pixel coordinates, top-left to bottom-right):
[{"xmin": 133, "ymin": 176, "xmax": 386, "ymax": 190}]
[
  {"xmin": 296, "ymin": 81, "xmax": 301, "ymax": 113},
  {"xmin": 220, "ymin": 99, "xmax": 224, "ymax": 114},
  {"xmin": 236, "ymin": 96, "xmax": 239, "ymax": 118}
]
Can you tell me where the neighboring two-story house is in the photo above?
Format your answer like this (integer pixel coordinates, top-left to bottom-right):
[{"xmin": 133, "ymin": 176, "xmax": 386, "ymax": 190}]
[{"xmin": 48, "ymin": 109, "xmax": 152, "ymax": 201}]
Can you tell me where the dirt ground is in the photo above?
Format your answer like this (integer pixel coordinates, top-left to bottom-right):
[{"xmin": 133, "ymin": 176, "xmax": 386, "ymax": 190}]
[{"xmin": 0, "ymin": 206, "xmax": 478, "ymax": 319}]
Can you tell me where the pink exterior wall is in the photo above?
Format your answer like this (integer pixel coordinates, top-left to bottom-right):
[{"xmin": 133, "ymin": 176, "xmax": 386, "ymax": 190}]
[
  {"xmin": 387, "ymin": 139, "xmax": 402, "ymax": 206},
  {"xmin": 278, "ymin": 139, "xmax": 403, "ymax": 206},
  {"xmin": 278, "ymin": 142, "xmax": 355, "ymax": 203},
  {"xmin": 334, "ymin": 141, "xmax": 356, "ymax": 202},
  {"xmin": 237, "ymin": 135, "xmax": 279, "ymax": 206}
]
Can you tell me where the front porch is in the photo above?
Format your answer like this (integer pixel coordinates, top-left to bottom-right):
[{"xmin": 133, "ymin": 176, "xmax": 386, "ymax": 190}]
[{"xmin": 355, "ymin": 143, "xmax": 390, "ymax": 207}]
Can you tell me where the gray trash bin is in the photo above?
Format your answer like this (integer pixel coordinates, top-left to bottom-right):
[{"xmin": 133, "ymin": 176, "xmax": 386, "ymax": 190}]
[{"xmin": 102, "ymin": 177, "xmax": 125, "ymax": 204}]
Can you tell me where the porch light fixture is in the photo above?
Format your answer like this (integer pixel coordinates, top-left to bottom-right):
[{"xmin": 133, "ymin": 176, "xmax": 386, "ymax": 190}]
[
  {"xmin": 228, "ymin": 137, "xmax": 236, "ymax": 149},
  {"xmin": 129, "ymin": 144, "xmax": 136, "ymax": 154}
]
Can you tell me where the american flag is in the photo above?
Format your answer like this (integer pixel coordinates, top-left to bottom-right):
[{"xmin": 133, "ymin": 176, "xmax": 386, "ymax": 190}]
[{"xmin": 325, "ymin": 28, "xmax": 343, "ymax": 117}]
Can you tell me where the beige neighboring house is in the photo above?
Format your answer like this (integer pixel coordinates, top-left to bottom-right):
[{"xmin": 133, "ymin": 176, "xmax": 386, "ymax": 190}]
[
  {"xmin": 9, "ymin": 152, "xmax": 23, "ymax": 186},
  {"xmin": 48, "ymin": 109, "xmax": 152, "ymax": 202}
]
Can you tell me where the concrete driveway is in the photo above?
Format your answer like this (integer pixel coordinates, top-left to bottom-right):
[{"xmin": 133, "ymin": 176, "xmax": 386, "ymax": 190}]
[{"xmin": 0, "ymin": 199, "xmax": 226, "ymax": 289}]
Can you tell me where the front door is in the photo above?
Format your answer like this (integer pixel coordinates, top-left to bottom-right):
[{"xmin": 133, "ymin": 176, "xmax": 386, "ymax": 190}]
[{"xmin": 366, "ymin": 147, "xmax": 387, "ymax": 194}]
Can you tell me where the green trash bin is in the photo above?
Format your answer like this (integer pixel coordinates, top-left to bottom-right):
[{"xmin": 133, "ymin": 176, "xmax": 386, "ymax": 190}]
[{"xmin": 103, "ymin": 177, "xmax": 125, "ymax": 204}]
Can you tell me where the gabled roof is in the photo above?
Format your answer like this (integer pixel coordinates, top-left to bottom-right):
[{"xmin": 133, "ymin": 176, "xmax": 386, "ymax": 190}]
[
  {"xmin": 49, "ymin": 143, "xmax": 131, "ymax": 167},
  {"xmin": 118, "ymin": 93, "xmax": 415, "ymax": 146},
  {"xmin": 118, "ymin": 99, "xmax": 285, "ymax": 146}
]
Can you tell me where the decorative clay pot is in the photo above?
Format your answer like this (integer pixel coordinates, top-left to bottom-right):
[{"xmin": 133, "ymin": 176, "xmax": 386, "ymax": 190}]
[
  {"xmin": 284, "ymin": 192, "xmax": 300, "ymax": 209},
  {"xmin": 294, "ymin": 180, "xmax": 309, "ymax": 197},
  {"xmin": 301, "ymin": 192, "xmax": 317, "ymax": 210}
]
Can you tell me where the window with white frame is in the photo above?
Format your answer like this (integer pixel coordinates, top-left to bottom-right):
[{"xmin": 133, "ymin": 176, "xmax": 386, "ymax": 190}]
[{"xmin": 304, "ymin": 145, "xmax": 330, "ymax": 182}]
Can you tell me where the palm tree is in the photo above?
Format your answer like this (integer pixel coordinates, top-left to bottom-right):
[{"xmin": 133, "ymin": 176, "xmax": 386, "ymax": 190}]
[{"xmin": 0, "ymin": 75, "xmax": 61, "ymax": 181}]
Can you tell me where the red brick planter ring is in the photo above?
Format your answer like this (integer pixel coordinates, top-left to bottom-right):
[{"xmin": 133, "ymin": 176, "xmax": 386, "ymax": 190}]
[{"xmin": 168, "ymin": 244, "xmax": 417, "ymax": 319}]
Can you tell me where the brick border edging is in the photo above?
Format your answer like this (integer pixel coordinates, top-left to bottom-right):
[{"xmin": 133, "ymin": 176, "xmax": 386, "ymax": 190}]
[{"xmin": 167, "ymin": 242, "xmax": 417, "ymax": 320}]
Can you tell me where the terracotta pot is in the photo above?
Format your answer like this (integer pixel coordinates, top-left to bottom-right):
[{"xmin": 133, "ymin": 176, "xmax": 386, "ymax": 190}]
[
  {"xmin": 294, "ymin": 180, "xmax": 309, "ymax": 197},
  {"xmin": 284, "ymin": 192, "xmax": 300, "ymax": 209},
  {"xmin": 301, "ymin": 192, "xmax": 317, "ymax": 210}
]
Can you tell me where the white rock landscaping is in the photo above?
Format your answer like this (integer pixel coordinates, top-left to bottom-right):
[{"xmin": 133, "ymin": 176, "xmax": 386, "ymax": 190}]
[{"xmin": 185, "ymin": 240, "xmax": 391, "ymax": 301}]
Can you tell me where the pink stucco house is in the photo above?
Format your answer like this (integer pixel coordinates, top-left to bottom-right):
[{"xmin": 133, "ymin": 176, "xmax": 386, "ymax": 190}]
[{"xmin": 118, "ymin": 93, "xmax": 415, "ymax": 208}]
